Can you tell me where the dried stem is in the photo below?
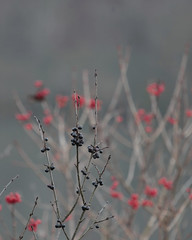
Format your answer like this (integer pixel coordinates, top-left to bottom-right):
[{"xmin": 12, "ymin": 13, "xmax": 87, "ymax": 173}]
[
  {"xmin": 34, "ymin": 116, "xmax": 69, "ymax": 240},
  {"xmin": 0, "ymin": 175, "xmax": 19, "ymax": 198},
  {"xmin": 19, "ymin": 197, "xmax": 38, "ymax": 240},
  {"xmin": 94, "ymin": 69, "xmax": 98, "ymax": 146}
]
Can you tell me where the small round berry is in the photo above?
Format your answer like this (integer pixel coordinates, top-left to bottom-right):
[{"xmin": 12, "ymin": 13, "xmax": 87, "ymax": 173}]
[{"xmin": 82, "ymin": 205, "xmax": 90, "ymax": 211}]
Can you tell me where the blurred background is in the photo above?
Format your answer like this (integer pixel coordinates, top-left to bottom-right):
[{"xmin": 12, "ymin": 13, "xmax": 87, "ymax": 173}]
[{"xmin": 1, "ymin": 0, "xmax": 192, "ymax": 238}]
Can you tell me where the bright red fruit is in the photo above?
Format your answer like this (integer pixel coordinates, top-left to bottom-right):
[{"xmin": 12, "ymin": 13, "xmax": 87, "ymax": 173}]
[
  {"xmin": 127, "ymin": 194, "xmax": 139, "ymax": 210},
  {"xmin": 32, "ymin": 88, "xmax": 50, "ymax": 101},
  {"xmin": 28, "ymin": 218, "xmax": 41, "ymax": 232},
  {"xmin": 158, "ymin": 177, "xmax": 173, "ymax": 190},
  {"xmin": 144, "ymin": 186, "xmax": 158, "ymax": 197},
  {"xmin": 5, "ymin": 192, "xmax": 21, "ymax": 204},
  {"xmin": 146, "ymin": 82, "xmax": 165, "ymax": 96}
]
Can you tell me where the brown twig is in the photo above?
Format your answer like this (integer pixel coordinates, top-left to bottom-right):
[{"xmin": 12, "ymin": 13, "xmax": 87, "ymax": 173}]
[{"xmin": 19, "ymin": 197, "xmax": 38, "ymax": 240}]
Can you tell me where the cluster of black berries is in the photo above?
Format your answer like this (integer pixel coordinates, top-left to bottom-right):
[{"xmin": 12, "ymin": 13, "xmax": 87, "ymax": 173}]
[
  {"xmin": 41, "ymin": 138, "xmax": 50, "ymax": 153},
  {"xmin": 82, "ymin": 204, "xmax": 90, "ymax": 211},
  {"xmin": 88, "ymin": 145, "xmax": 103, "ymax": 159},
  {"xmin": 55, "ymin": 220, "xmax": 65, "ymax": 229},
  {"xmin": 41, "ymin": 147, "xmax": 50, "ymax": 153},
  {"xmin": 44, "ymin": 163, "xmax": 55, "ymax": 173},
  {"xmin": 92, "ymin": 178, "xmax": 103, "ymax": 188},
  {"xmin": 81, "ymin": 168, "xmax": 90, "ymax": 179},
  {"xmin": 70, "ymin": 126, "xmax": 84, "ymax": 147}
]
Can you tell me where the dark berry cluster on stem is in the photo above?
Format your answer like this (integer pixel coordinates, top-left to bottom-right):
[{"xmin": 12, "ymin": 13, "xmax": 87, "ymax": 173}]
[
  {"xmin": 41, "ymin": 147, "xmax": 50, "ymax": 153},
  {"xmin": 88, "ymin": 145, "xmax": 103, "ymax": 159},
  {"xmin": 70, "ymin": 126, "xmax": 84, "ymax": 146},
  {"xmin": 82, "ymin": 204, "xmax": 90, "ymax": 211},
  {"xmin": 81, "ymin": 167, "xmax": 90, "ymax": 179},
  {"xmin": 55, "ymin": 220, "xmax": 65, "ymax": 228},
  {"xmin": 44, "ymin": 163, "xmax": 55, "ymax": 173},
  {"xmin": 92, "ymin": 178, "xmax": 103, "ymax": 188},
  {"xmin": 41, "ymin": 137, "xmax": 50, "ymax": 153}
]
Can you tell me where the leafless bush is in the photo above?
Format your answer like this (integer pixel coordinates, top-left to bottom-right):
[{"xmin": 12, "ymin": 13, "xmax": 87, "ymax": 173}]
[{"xmin": 1, "ymin": 46, "xmax": 192, "ymax": 240}]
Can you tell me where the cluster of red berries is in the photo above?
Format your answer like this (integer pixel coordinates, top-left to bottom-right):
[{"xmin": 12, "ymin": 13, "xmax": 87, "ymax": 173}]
[
  {"xmin": 28, "ymin": 219, "xmax": 42, "ymax": 232},
  {"xmin": 146, "ymin": 82, "xmax": 165, "ymax": 97},
  {"xmin": 110, "ymin": 175, "xmax": 173, "ymax": 210},
  {"xmin": 158, "ymin": 177, "xmax": 173, "ymax": 190},
  {"xmin": 5, "ymin": 192, "xmax": 21, "ymax": 204},
  {"xmin": 109, "ymin": 178, "xmax": 123, "ymax": 200}
]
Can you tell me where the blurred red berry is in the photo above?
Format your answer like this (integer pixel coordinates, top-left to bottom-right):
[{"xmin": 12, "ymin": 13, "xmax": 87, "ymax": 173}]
[
  {"xmin": 24, "ymin": 123, "xmax": 33, "ymax": 131},
  {"xmin": 131, "ymin": 193, "xmax": 139, "ymax": 200},
  {"xmin": 158, "ymin": 177, "xmax": 173, "ymax": 190},
  {"xmin": 167, "ymin": 117, "xmax": 177, "ymax": 125},
  {"xmin": 137, "ymin": 109, "xmax": 145, "ymax": 116},
  {"xmin": 56, "ymin": 95, "xmax": 69, "ymax": 108},
  {"xmin": 65, "ymin": 215, "xmax": 72, "ymax": 222},
  {"xmin": 110, "ymin": 180, "xmax": 119, "ymax": 190},
  {"xmin": 15, "ymin": 112, "xmax": 31, "ymax": 121},
  {"xmin": 32, "ymin": 88, "xmax": 50, "ymax": 101},
  {"xmin": 72, "ymin": 94, "xmax": 85, "ymax": 108},
  {"xmin": 143, "ymin": 113, "xmax": 154, "ymax": 124},
  {"xmin": 141, "ymin": 199, "xmax": 153, "ymax": 207},
  {"xmin": 88, "ymin": 99, "xmax": 102, "ymax": 110},
  {"xmin": 145, "ymin": 126, "xmax": 153, "ymax": 133},
  {"xmin": 189, "ymin": 194, "xmax": 192, "ymax": 200},
  {"xmin": 127, "ymin": 194, "xmax": 139, "ymax": 210},
  {"xmin": 115, "ymin": 115, "xmax": 123, "ymax": 123},
  {"xmin": 28, "ymin": 218, "xmax": 41, "ymax": 232},
  {"xmin": 5, "ymin": 192, "xmax": 21, "ymax": 204},
  {"xmin": 43, "ymin": 115, "xmax": 53, "ymax": 125},
  {"xmin": 144, "ymin": 186, "xmax": 158, "ymax": 197},
  {"xmin": 110, "ymin": 190, "xmax": 123, "ymax": 200},
  {"xmin": 0, "ymin": 204, "xmax": 2, "ymax": 211},
  {"xmin": 146, "ymin": 82, "xmax": 165, "ymax": 96},
  {"xmin": 135, "ymin": 109, "xmax": 146, "ymax": 124},
  {"xmin": 186, "ymin": 109, "xmax": 192, "ymax": 118},
  {"xmin": 34, "ymin": 80, "xmax": 43, "ymax": 88}
]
